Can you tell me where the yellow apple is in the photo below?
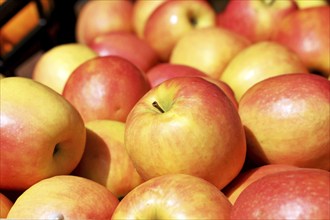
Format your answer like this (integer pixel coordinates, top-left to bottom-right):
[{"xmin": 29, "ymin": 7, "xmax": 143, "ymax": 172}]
[
  {"xmin": 170, "ymin": 26, "xmax": 251, "ymax": 79},
  {"xmin": 0, "ymin": 77, "xmax": 86, "ymax": 190},
  {"xmin": 73, "ymin": 120, "xmax": 144, "ymax": 198},
  {"xmin": 7, "ymin": 175, "xmax": 119, "ymax": 219},
  {"xmin": 32, "ymin": 43, "xmax": 97, "ymax": 94},
  {"xmin": 220, "ymin": 41, "xmax": 309, "ymax": 101}
]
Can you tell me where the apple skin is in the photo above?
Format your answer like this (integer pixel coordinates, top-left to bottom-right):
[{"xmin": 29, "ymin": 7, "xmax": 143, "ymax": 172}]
[
  {"xmin": 73, "ymin": 120, "xmax": 144, "ymax": 198},
  {"xmin": 7, "ymin": 175, "xmax": 119, "ymax": 219},
  {"xmin": 0, "ymin": 193, "xmax": 13, "ymax": 218},
  {"xmin": 0, "ymin": 77, "xmax": 86, "ymax": 190},
  {"xmin": 230, "ymin": 168, "xmax": 330, "ymax": 219},
  {"xmin": 220, "ymin": 41, "xmax": 309, "ymax": 101},
  {"xmin": 124, "ymin": 77, "xmax": 246, "ymax": 190},
  {"xmin": 239, "ymin": 73, "xmax": 330, "ymax": 171},
  {"xmin": 32, "ymin": 43, "xmax": 97, "ymax": 94},
  {"xmin": 132, "ymin": 0, "xmax": 167, "ymax": 38},
  {"xmin": 294, "ymin": 0, "xmax": 328, "ymax": 9},
  {"xmin": 75, "ymin": 0, "xmax": 134, "ymax": 44},
  {"xmin": 111, "ymin": 174, "xmax": 232, "ymax": 219},
  {"xmin": 170, "ymin": 27, "xmax": 251, "ymax": 79},
  {"xmin": 146, "ymin": 63, "xmax": 238, "ymax": 108},
  {"xmin": 216, "ymin": 0, "xmax": 298, "ymax": 43},
  {"xmin": 222, "ymin": 164, "xmax": 300, "ymax": 204},
  {"xmin": 144, "ymin": 0, "xmax": 216, "ymax": 61},
  {"xmin": 62, "ymin": 55, "xmax": 151, "ymax": 123},
  {"xmin": 271, "ymin": 6, "xmax": 330, "ymax": 77},
  {"xmin": 88, "ymin": 31, "xmax": 160, "ymax": 72}
]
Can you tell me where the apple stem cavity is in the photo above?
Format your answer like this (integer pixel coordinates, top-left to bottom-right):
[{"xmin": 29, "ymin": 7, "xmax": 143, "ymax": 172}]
[
  {"xmin": 263, "ymin": 0, "xmax": 275, "ymax": 6},
  {"xmin": 53, "ymin": 144, "xmax": 60, "ymax": 156},
  {"xmin": 189, "ymin": 16, "xmax": 198, "ymax": 26},
  {"xmin": 152, "ymin": 101, "xmax": 165, "ymax": 113}
]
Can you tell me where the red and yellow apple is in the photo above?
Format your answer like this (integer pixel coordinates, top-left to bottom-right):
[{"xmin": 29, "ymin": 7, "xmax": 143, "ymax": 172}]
[
  {"xmin": 239, "ymin": 73, "xmax": 330, "ymax": 170},
  {"xmin": 124, "ymin": 77, "xmax": 246, "ymax": 189},
  {"xmin": 7, "ymin": 175, "xmax": 119, "ymax": 219},
  {"xmin": 62, "ymin": 55, "xmax": 151, "ymax": 123},
  {"xmin": 170, "ymin": 26, "xmax": 251, "ymax": 79},
  {"xmin": 220, "ymin": 41, "xmax": 309, "ymax": 101},
  {"xmin": 88, "ymin": 31, "xmax": 160, "ymax": 72},
  {"xmin": 32, "ymin": 43, "xmax": 97, "ymax": 94},
  {"xmin": 112, "ymin": 174, "xmax": 232, "ymax": 219},
  {"xmin": 75, "ymin": 0, "xmax": 134, "ymax": 44},
  {"xmin": 0, "ymin": 77, "xmax": 86, "ymax": 190},
  {"xmin": 73, "ymin": 119, "xmax": 144, "ymax": 198},
  {"xmin": 0, "ymin": 193, "xmax": 13, "ymax": 218},
  {"xmin": 271, "ymin": 6, "xmax": 330, "ymax": 77},
  {"xmin": 144, "ymin": 0, "xmax": 216, "ymax": 61},
  {"xmin": 231, "ymin": 168, "xmax": 330, "ymax": 219},
  {"xmin": 216, "ymin": 0, "xmax": 298, "ymax": 43}
]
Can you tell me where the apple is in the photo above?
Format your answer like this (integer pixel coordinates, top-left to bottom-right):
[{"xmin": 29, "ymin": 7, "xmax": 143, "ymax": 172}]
[
  {"xmin": 146, "ymin": 63, "xmax": 238, "ymax": 108},
  {"xmin": 7, "ymin": 175, "xmax": 119, "ymax": 219},
  {"xmin": 73, "ymin": 119, "xmax": 144, "ymax": 198},
  {"xmin": 0, "ymin": 193, "xmax": 13, "ymax": 218},
  {"xmin": 112, "ymin": 174, "xmax": 232, "ymax": 219},
  {"xmin": 222, "ymin": 164, "xmax": 300, "ymax": 204},
  {"xmin": 32, "ymin": 43, "xmax": 97, "ymax": 94},
  {"xmin": 271, "ymin": 6, "xmax": 330, "ymax": 77},
  {"xmin": 75, "ymin": 0, "xmax": 134, "ymax": 44},
  {"xmin": 62, "ymin": 55, "xmax": 151, "ymax": 123},
  {"xmin": 295, "ymin": 0, "xmax": 328, "ymax": 8},
  {"xmin": 124, "ymin": 77, "xmax": 246, "ymax": 190},
  {"xmin": 0, "ymin": 77, "xmax": 86, "ymax": 190},
  {"xmin": 231, "ymin": 168, "xmax": 330, "ymax": 219},
  {"xmin": 144, "ymin": 0, "xmax": 216, "ymax": 61},
  {"xmin": 220, "ymin": 41, "xmax": 309, "ymax": 101},
  {"xmin": 216, "ymin": 0, "xmax": 298, "ymax": 43},
  {"xmin": 239, "ymin": 73, "xmax": 330, "ymax": 170},
  {"xmin": 170, "ymin": 26, "xmax": 251, "ymax": 79},
  {"xmin": 88, "ymin": 31, "xmax": 160, "ymax": 72},
  {"xmin": 132, "ymin": 0, "xmax": 167, "ymax": 38}
]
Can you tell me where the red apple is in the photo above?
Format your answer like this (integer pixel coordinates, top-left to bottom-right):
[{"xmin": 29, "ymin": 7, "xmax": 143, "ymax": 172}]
[
  {"xmin": 216, "ymin": 0, "xmax": 298, "ymax": 43},
  {"xmin": 0, "ymin": 193, "xmax": 13, "ymax": 218},
  {"xmin": 88, "ymin": 31, "xmax": 160, "ymax": 72},
  {"xmin": 124, "ymin": 77, "xmax": 246, "ymax": 189},
  {"xmin": 112, "ymin": 174, "xmax": 232, "ymax": 219},
  {"xmin": 170, "ymin": 26, "xmax": 251, "ymax": 79},
  {"xmin": 73, "ymin": 120, "xmax": 144, "ymax": 198},
  {"xmin": 62, "ymin": 55, "xmax": 151, "ymax": 123},
  {"xmin": 144, "ymin": 0, "xmax": 216, "ymax": 61},
  {"xmin": 132, "ymin": 0, "xmax": 167, "ymax": 38},
  {"xmin": 7, "ymin": 175, "xmax": 119, "ymax": 219},
  {"xmin": 0, "ymin": 77, "xmax": 86, "ymax": 190},
  {"xmin": 231, "ymin": 168, "xmax": 330, "ymax": 219},
  {"xmin": 222, "ymin": 164, "xmax": 300, "ymax": 204},
  {"xmin": 239, "ymin": 73, "xmax": 330, "ymax": 170},
  {"xmin": 271, "ymin": 6, "xmax": 330, "ymax": 77},
  {"xmin": 219, "ymin": 41, "xmax": 309, "ymax": 101},
  {"xmin": 76, "ymin": 0, "xmax": 134, "ymax": 44}
]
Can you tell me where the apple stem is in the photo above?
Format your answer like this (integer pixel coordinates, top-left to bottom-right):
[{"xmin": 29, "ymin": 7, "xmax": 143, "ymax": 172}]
[{"xmin": 152, "ymin": 101, "xmax": 165, "ymax": 113}]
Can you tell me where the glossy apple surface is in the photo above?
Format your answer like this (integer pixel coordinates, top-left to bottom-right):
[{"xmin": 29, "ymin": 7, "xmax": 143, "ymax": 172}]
[
  {"xmin": 220, "ymin": 41, "xmax": 309, "ymax": 101},
  {"xmin": 0, "ymin": 77, "xmax": 86, "ymax": 190},
  {"xmin": 271, "ymin": 6, "xmax": 330, "ymax": 76},
  {"xmin": 239, "ymin": 73, "xmax": 330, "ymax": 170},
  {"xmin": 112, "ymin": 174, "xmax": 232, "ymax": 219},
  {"xmin": 7, "ymin": 175, "xmax": 119, "ymax": 219},
  {"xmin": 32, "ymin": 43, "xmax": 97, "ymax": 94},
  {"xmin": 125, "ymin": 77, "xmax": 246, "ymax": 189},
  {"xmin": 75, "ymin": 0, "xmax": 134, "ymax": 44},
  {"xmin": 231, "ymin": 168, "xmax": 330, "ymax": 219},
  {"xmin": 216, "ymin": 0, "xmax": 298, "ymax": 43},
  {"xmin": 88, "ymin": 31, "xmax": 159, "ymax": 72},
  {"xmin": 144, "ymin": 0, "xmax": 216, "ymax": 61},
  {"xmin": 73, "ymin": 120, "xmax": 144, "ymax": 198},
  {"xmin": 170, "ymin": 27, "xmax": 251, "ymax": 79},
  {"xmin": 62, "ymin": 56, "xmax": 151, "ymax": 123},
  {"xmin": 222, "ymin": 164, "xmax": 300, "ymax": 204}
]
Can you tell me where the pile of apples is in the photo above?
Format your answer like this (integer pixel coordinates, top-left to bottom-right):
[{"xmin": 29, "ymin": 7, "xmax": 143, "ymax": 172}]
[{"xmin": 1, "ymin": 0, "xmax": 329, "ymax": 219}]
